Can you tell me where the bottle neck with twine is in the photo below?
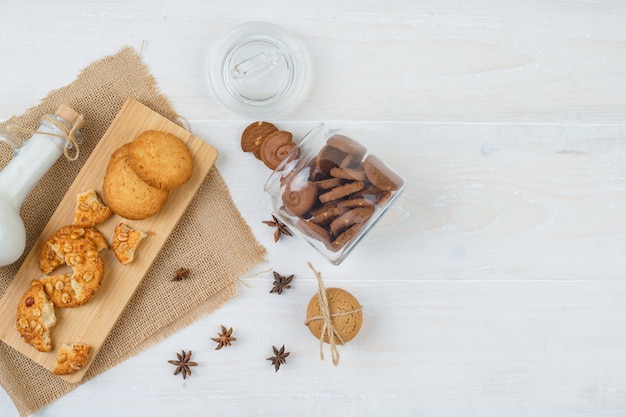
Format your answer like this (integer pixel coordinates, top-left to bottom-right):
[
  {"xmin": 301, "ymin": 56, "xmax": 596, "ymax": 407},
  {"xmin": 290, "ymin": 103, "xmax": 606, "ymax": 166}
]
[{"xmin": 5, "ymin": 113, "xmax": 84, "ymax": 161}]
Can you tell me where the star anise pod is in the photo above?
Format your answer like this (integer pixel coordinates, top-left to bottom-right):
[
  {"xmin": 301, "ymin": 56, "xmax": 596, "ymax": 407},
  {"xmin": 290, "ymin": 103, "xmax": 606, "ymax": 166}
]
[
  {"xmin": 171, "ymin": 267, "xmax": 190, "ymax": 282},
  {"xmin": 270, "ymin": 271, "xmax": 294, "ymax": 295},
  {"xmin": 167, "ymin": 349, "xmax": 198, "ymax": 379},
  {"xmin": 266, "ymin": 345, "xmax": 290, "ymax": 372},
  {"xmin": 262, "ymin": 214, "xmax": 292, "ymax": 242},
  {"xmin": 211, "ymin": 325, "xmax": 237, "ymax": 350}
]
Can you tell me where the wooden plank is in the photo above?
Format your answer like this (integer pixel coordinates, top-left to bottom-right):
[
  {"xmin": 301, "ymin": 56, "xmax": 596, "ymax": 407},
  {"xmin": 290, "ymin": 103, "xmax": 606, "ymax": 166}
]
[{"xmin": 0, "ymin": 98, "xmax": 218, "ymax": 382}]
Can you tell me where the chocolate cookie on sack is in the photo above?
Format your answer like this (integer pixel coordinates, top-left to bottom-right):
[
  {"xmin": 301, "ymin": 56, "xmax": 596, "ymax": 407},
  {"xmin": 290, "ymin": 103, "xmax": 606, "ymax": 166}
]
[
  {"xmin": 103, "ymin": 143, "xmax": 169, "ymax": 220},
  {"xmin": 128, "ymin": 130, "xmax": 194, "ymax": 191},
  {"xmin": 16, "ymin": 281, "xmax": 57, "ymax": 352}
]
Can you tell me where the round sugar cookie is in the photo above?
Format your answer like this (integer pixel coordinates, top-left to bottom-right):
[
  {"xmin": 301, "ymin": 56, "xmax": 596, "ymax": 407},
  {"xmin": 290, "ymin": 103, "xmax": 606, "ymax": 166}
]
[
  {"xmin": 103, "ymin": 143, "xmax": 169, "ymax": 220},
  {"xmin": 128, "ymin": 130, "xmax": 194, "ymax": 191},
  {"xmin": 305, "ymin": 287, "xmax": 363, "ymax": 344}
]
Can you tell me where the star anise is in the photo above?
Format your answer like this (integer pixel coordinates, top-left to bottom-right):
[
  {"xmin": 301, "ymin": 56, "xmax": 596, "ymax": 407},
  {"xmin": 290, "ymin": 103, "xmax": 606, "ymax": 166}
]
[
  {"xmin": 211, "ymin": 325, "xmax": 237, "ymax": 350},
  {"xmin": 266, "ymin": 345, "xmax": 290, "ymax": 372},
  {"xmin": 270, "ymin": 271, "xmax": 294, "ymax": 295},
  {"xmin": 171, "ymin": 267, "xmax": 190, "ymax": 282},
  {"xmin": 167, "ymin": 349, "xmax": 198, "ymax": 379},
  {"xmin": 262, "ymin": 214, "xmax": 292, "ymax": 242}
]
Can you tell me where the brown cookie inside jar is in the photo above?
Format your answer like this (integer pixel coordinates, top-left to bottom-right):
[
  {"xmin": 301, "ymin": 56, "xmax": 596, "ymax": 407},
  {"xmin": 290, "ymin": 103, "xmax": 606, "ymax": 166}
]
[{"xmin": 264, "ymin": 124, "xmax": 405, "ymax": 264}]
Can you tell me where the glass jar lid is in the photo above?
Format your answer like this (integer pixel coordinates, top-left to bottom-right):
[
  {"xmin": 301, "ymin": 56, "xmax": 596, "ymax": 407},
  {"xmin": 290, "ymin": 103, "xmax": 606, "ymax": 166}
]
[{"xmin": 208, "ymin": 22, "xmax": 308, "ymax": 118}]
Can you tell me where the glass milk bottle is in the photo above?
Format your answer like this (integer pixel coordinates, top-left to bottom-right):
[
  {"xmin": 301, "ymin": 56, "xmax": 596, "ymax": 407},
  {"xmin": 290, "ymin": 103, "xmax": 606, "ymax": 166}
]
[{"xmin": 0, "ymin": 104, "xmax": 84, "ymax": 267}]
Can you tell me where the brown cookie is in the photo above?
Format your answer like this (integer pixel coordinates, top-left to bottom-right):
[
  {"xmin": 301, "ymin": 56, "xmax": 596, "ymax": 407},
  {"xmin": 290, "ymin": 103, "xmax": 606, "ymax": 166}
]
[
  {"xmin": 305, "ymin": 287, "xmax": 363, "ymax": 344},
  {"xmin": 103, "ymin": 143, "xmax": 170, "ymax": 220},
  {"xmin": 112, "ymin": 222, "xmax": 148, "ymax": 265},
  {"xmin": 315, "ymin": 145, "xmax": 345, "ymax": 175},
  {"xmin": 16, "ymin": 281, "xmax": 57, "ymax": 352},
  {"xmin": 331, "ymin": 223, "xmax": 363, "ymax": 252},
  {"xmin": 128, "ymin": 130, "xmax": 194, "ymax": 191},
  {"xmin": 260, "ymin": 130, "xmax": 297, "ymax": 170},
  {"xmin": 40, "ymin": 239, "xmax": 105, "ymax": 308},
  {"xmin": 315, "ymin": 177, "xmax": 344, "ymax": 190},
  {"xmin": 336, "ymin": 198, "xmax": 375, "ymax": 210},
  {"xmin": 53, "ymin": 343, "xmax": 90, "ymax": 375},
  {"xmin": 309, "ymin": 203, "xmax": 345, "ymax": 226},
  {"xmin": 282, "ymin": 180, "xmax": 318, "ymax": 216},
  {"xmin": 363, "ymin": 154, "xmax": 404, "ymax": 192},
  {"xmin": 73, "ymin": 190, "xmax": 112, "ymax": 227},
  {"xmin": 241, "ymin": 121, "xmax": 278, "ymax": 159},
  {"xmin": 296, "ymin": 219, "xmax": 332, "ymax": 247},
  {"xmin": 329, "ymin": 206, "xmax": 375, "ymax": 235},
  {"xmin": 330, "ymin": 167, "xmax": 367, "ymax": 182},
  {"xmin": 319, "ymin": 181, "xmax": 365, "ymax": 204},
  {"xmin": 326, "ymin": 134, "xmax": 367, "ymax": 161},
  {"xmin": 39, "ymin": 225, "xmax": 108, "ymax": 275}
]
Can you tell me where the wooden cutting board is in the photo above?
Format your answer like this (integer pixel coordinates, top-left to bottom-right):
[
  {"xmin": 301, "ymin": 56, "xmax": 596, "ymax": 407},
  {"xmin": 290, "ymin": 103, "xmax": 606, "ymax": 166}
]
[{"xmin": 0, "ymin": 98, "xmax": 218, "ymax": 383}]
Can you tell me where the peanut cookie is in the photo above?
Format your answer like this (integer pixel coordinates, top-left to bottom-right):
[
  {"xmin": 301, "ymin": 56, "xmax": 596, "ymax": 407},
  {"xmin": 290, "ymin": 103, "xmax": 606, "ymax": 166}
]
[
  {"xmin": 241, "ymin": 121, "xmax": 278, "ymax": 159},
  {"xmin": 103, "ymin": 143, "xmax": 170, "ymax": 220},
  {"xmin": 112, "ymin": 222, "xmax": 148, "ymax": 265},
  {"xmin": 40, "ymin": 239, "xmax": 105, "ymax": 308},
  {"xmin": 128, "ymin": 130, "xmax": 194, "ymax": 191},
  {"xmin": 53, "ymin": 343, "xmax": 90, "ymax": 375},
  {"xmin": 16, "ymin": 281, "xmax": 57, "ymax": 352},
  {"xmin": 73, "ymin": 189, "xmax": 112, "ymax": 227},
  {"xmin": 39, "ymin": 225, "xmax": 107, "ymax": 274},
  {"xmin": 305, "ymin": 287, "xmax": 362, "ymax": 344}
]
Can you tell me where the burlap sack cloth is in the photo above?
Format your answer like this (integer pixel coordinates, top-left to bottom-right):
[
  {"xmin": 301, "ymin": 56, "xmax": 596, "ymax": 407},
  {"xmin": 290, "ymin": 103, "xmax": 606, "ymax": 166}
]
[{"xmin": 0, "ymin": 47, "xmax": 266, "ymax": 416}]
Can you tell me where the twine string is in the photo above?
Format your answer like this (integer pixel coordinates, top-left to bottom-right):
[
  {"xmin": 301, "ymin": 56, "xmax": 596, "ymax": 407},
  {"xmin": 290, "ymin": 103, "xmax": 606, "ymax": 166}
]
[
  {"xmin": 6, "ymin": 113, "xmax": 84, "ymax": 161},
  {"xmin": 305, "ymin": 262, "xmax": 362, "ymax": 366}
]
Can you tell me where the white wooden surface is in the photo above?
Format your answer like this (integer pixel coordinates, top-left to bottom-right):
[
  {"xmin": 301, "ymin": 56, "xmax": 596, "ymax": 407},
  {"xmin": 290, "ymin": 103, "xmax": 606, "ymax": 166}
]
[{"xmin": 1, "ymin": 1, "xmax": 626, "ymax": 416}]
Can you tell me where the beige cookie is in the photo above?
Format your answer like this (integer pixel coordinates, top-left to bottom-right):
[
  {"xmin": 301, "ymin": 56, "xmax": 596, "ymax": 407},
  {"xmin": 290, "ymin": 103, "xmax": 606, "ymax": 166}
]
[
  {"xmin": 16, "ymin": 281, "xmax": 57, "ymax": 352},
  {"xmin": 103, "ymin": 143, "xmax": 170, "ymax": 220},
  {"xmin": 73, "ymin": 189, "xmax": 112, "ymax": 227},
  {"xmin": 112, "ymin": 222, "xmax": 148, "ymax": 265},
  {"xmin": 128, "ymin": 130, "xmax": 194, "ymax": 191},
  {"xmin": 305, "ymin": 287, "xmax": 362, "ymax": 344},
  {"xmin": 40, "ymin": 238, "xmax": 105, "ymax": 308},
  {"xmin": 53, "ymin": 343, "xmax": 90, "ymax": 375},
  {"xmin": 39, "ymin": 225, "xmax": 108, "ymax": 274}
]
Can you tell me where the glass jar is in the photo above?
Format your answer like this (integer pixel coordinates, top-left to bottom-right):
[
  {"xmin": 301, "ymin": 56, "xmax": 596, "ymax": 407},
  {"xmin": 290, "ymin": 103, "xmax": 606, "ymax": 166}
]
[
  {"xmin": 264, "ymin": 124, "xmax": 406, "ymax": 265},
  {"xmin": 208, "ymin": 22, "xmax": 308, "ymax": 118}
]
